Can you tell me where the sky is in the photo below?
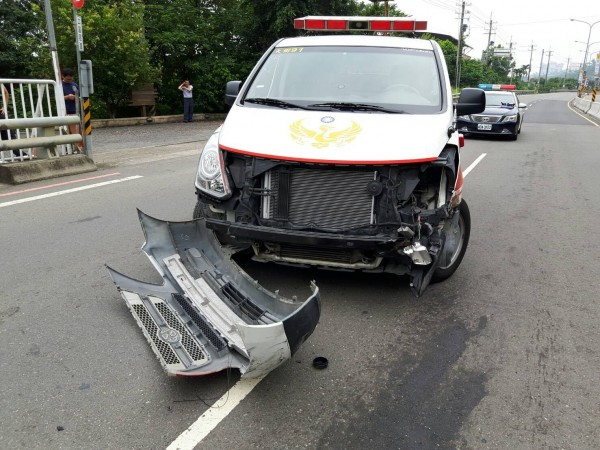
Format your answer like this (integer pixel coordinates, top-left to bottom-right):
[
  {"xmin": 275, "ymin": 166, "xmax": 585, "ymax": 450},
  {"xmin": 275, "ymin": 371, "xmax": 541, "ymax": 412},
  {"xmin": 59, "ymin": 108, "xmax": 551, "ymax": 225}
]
[{"xmin": 398, "ymin": 0, "xmax": 600, "ymax": 73}]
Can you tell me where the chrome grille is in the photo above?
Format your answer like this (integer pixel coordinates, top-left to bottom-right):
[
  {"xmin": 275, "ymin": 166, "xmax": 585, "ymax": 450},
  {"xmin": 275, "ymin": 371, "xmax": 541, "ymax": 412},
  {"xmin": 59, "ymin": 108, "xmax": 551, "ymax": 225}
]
[
  {"xmin": 471, "ymin": 115, "xmax": 502, "ymax": 123},
  {"xmin": 265, "ymin": 167, "xmax": 375, "ymax": 230}
]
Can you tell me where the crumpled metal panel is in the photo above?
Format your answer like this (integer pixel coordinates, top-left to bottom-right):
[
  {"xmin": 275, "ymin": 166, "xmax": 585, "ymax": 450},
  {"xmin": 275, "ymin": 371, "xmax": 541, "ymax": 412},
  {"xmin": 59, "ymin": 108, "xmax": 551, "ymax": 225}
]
[{"xmin": 107, "ymin": 210, "xmax": 320, "ymax": 378}]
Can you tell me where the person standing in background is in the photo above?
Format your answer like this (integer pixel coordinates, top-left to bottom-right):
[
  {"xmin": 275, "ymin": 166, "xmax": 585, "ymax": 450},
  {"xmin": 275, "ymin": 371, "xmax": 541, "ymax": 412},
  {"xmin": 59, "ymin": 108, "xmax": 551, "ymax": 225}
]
[
  {"xmin": 61, "ymin": 68, "xmax": 82, "ymax": 153},
  {"xmin": 62, "ymin": 68, "xmax": 79, "ymax": 115},
  {"xmin": 178, "ymin": 80, "xmax": 194, "ymax": 123}
]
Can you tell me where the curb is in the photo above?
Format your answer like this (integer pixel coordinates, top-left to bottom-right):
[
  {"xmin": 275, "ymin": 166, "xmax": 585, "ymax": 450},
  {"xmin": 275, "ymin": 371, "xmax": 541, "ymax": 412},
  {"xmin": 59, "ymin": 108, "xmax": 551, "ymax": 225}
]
[
  {"xmin": 92, "ymin": 113, "xmax": 227, "ymax": 129},
  {"xmin": 0, "ymin": 154, "xmax": 97, "ymax": 185}
]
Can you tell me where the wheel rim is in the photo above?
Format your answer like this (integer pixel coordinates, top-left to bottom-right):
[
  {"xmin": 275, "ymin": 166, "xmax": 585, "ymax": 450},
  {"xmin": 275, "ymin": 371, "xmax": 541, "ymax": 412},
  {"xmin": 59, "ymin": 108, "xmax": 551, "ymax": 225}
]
[{"xmin": 438, "ymin": 212, "xmax": 465, "ymax": 270}]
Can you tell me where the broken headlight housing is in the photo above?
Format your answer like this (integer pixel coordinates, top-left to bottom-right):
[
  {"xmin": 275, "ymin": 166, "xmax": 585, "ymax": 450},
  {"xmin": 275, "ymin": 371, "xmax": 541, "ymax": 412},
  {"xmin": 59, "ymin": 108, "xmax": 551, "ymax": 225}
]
[{"xmin": 195, "ymin": 132, "xmax": 231, "ymax": 199}]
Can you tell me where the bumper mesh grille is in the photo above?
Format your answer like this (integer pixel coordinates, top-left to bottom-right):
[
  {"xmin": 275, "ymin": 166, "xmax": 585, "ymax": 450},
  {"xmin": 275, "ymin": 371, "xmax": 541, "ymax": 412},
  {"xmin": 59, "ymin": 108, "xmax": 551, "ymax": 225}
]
[
  {"xmin": 267, "ymin": 167, "xmax": 374, "ymax": 230},
  {"xmin": 155, "ymin": 302, "xmax": 207, "ymax": 362},
  {"xmin": 131, "ymin": 304, "xmax": 180, "ymax": 365}
]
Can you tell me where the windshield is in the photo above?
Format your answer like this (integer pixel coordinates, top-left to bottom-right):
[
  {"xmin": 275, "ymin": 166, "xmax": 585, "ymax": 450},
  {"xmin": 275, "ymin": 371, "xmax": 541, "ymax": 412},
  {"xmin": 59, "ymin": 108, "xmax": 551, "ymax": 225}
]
[
  {"xmin": 244, "ymin": 45, "xmax": 443, "ymax": 113},
  {"xmin": 485, "ymin": 92, "xmax": 516, "ymax": 107}
]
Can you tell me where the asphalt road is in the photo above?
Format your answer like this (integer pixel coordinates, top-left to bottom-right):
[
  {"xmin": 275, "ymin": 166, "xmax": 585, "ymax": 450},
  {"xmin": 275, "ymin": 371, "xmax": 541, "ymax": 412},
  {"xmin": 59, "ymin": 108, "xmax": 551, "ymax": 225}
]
[{"xmin": 1, "ymin": 92, "xmax": 599, "ymax": 450}]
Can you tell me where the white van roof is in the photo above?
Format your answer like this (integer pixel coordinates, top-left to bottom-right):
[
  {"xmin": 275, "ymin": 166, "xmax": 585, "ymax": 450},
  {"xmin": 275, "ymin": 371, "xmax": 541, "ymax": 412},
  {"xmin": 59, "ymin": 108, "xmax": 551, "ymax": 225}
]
[{"xmin": 276, "ymin": 35, "xmax": 435, "ymax": 50}]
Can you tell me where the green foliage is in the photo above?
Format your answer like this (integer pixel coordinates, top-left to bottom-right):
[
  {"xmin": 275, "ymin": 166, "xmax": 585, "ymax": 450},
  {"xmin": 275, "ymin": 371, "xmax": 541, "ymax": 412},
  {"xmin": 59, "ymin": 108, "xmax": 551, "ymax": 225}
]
[
  {"xmin": 5, "ymin": 0, "xmax": 157, "ymax": 118},
  {"xmin": 57, "ymin": 0, "xmax": 158, "ymax": 118},
  {"xmin": 0, "ymin": 0, "xmax": 46, "ymax": 78},
  {"xmin": 3, "ymin": 1, "xmax": 574, "ymax": 118},
  {"xmin": 433, "ymin": 38, "xmax": 457, "ymax": 86}
]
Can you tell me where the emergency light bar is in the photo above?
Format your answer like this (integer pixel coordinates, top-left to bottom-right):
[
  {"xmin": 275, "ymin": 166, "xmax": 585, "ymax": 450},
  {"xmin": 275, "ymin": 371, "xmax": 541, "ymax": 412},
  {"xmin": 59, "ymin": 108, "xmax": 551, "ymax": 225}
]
[
  {"xmin": 294, "ymin": 16, "xmax": 427, "ymax": 32},
  {"xmin": 478, "ymin": 84, "xmax": 516, "ymax": 91}
]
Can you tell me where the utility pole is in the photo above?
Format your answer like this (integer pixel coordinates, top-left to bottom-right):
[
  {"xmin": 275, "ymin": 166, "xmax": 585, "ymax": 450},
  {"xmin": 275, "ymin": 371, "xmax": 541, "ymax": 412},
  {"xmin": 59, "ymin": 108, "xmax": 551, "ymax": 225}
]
[
  {"xmin": 527, "ymin": 42, "xmax": 536, "ymax": 82},
  {"xmin": 455, "ymin": 1, "xmax": 466, "ymax": 89},
  {"xmin": 544, "ymin": 49, "xmax": 553, "ymax": 83},
  {"xmin": 484, "ymin": 14, "xmax": 495, "ymax": 64},
  {"xmin": 536, "ymin": 49, "xmax": 545, "ymax": 92},
  {"xmin": 563, "ymin": 57, "xmax": 570, "ymax": 87},
  {"xmin": 509, "ymin": 37, "xmax": 515, "ymax": 84},
  {"xmin": 42, "ymin": 0, "xmax": 66, "ymax": 116}
]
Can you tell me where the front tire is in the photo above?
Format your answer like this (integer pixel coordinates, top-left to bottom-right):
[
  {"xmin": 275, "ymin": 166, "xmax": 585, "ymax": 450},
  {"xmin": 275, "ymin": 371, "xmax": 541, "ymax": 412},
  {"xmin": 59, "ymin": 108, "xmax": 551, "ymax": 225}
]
[
  {"xmin": 432, "ymin": 200, "xmax": 471, "ymax": 282},
  {"xmin": 193, "ymin": 198, "xmax": 225, "ymax": 220},
  {"xmin": 193, "ymin": 199, "xmax": 205, "ymax": 219}
]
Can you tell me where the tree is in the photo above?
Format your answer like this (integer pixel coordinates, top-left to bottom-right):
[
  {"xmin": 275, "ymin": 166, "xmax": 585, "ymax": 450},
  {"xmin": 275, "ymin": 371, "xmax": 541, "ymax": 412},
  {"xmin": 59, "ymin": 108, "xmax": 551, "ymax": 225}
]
[
  {"xmin": 513, "ymin": 65, "xmax": 529, "ymax": 82},
  {"xmin": 0, "ymin": 0, "xmax": 46, "ymax": 78},
  {"xmin": 19, "ymin": 0, "xmax": 157, "ymax": 118},
  {"xmin": 459, "ymin": 58, "xmax": 486, "ymax": 87},
  {"xmin": 143, "ymin": 0, "xmax": 254, "ymax": 114},
  {"xmin": 57, "ymin": 0, "xmax": 158, "ymax": 118},
  {"xmin": 432, "ymin": 38, "xmax": 457, "ymax": 87}
]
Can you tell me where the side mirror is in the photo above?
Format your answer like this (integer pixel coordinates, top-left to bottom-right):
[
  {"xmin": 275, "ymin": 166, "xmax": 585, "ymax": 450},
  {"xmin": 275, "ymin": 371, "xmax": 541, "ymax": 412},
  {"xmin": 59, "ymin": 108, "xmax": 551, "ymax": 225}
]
[
  {"xmin": 519, "ymin": 102, "xmax": 527, "ymax": 110},
  {"xmin": 455, "ymin": 88, "xmax": 486, "ymax": 116},
  {"xmin": 224, "ymin": 81, "xmax": 242, "ymax": 107}
]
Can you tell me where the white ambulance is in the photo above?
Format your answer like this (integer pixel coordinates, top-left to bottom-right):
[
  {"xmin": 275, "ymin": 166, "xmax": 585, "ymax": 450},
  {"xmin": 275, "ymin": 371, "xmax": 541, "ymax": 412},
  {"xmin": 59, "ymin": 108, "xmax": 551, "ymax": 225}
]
[{"xmin": 195, "ymin": 16, "xmax": 485, "ymax": 297}]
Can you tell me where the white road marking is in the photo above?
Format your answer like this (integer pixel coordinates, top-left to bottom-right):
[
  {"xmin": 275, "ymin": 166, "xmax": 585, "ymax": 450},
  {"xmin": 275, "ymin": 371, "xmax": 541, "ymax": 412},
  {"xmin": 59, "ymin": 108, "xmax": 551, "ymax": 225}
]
[
  {"xmin": 463, "ymin": 153, "xmax": 487, "ymax": 178},
  {"xmin": 0, "ymin": 172, "xmax": 122, "ymax": 198},
  {"xmin": 0, "ymin": 175, "xmax": 143, "ymax": 208},
  {"xmin": 166, "ymin": 376, "xmax": 265, "ymax": 450},
  {"xmin": 567, "ymin": 100, "xmax": 600, "ymax": 127}
]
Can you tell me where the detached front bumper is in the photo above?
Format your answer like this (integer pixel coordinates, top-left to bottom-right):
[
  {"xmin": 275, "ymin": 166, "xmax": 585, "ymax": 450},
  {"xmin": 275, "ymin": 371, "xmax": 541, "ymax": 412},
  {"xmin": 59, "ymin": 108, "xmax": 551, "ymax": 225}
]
[{"xmin": 107, "ymin": 211, "xmax": 320, "ymax": 378}]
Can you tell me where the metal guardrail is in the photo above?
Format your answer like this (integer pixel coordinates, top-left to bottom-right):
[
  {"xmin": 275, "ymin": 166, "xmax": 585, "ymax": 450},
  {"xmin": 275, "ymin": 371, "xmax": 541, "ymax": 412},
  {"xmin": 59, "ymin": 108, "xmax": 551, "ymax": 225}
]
[
  {"xmin": 0, "ymin": 116, "xmax": 82, "ymax": 153},
  {"xmin": 1, "ymin": 78, "xmax": 83, "ymax": 163}
]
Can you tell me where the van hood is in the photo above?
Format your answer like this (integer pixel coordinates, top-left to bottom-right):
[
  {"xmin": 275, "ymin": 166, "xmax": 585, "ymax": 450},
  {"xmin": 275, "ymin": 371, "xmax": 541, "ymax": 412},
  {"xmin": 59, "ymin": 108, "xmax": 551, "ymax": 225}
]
[{"xmin": 219, "ymin": 106, "xmax": 453, "ymax": 164}]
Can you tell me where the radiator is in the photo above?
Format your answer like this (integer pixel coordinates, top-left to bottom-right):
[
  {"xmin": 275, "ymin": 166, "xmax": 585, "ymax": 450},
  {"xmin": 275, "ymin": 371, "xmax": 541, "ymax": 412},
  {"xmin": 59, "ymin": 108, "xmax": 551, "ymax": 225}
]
[{"xmin": 262, "ymin": 167, "xmax": 375, "ymax": 230}]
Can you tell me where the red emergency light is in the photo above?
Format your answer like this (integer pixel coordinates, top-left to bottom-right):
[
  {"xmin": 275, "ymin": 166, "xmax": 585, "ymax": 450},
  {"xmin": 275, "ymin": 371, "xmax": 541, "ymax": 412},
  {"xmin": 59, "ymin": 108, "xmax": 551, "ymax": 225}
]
[
  {"xmin": 294, "ymin": 16, "xmax": 427, "ymax": 32},
  {"xmin": 478, "ymin": 84, "xmax": 516, "ymax": 91}
]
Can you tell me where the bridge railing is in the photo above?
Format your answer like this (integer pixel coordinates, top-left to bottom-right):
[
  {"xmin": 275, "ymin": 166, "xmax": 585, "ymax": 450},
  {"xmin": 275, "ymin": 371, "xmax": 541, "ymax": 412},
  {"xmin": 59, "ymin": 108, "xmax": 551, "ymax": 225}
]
[{"xmin": 1, "ymin": 78, "xmax": 81, "ymax": 164}]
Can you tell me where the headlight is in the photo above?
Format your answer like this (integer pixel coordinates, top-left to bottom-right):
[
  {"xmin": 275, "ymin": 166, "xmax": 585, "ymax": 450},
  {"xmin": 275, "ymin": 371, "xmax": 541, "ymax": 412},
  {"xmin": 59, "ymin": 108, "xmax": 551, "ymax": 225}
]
[
  {"xmin": 457, "ymin": 115, "xmax": 470, "ymax": 120},
  {"xmin": 502, "ymin": 114, "xmax": 518, "ymax": 123},
  {"xmin": 199, "ymin": 147, "xmax": 220, "ymax": 180},
  {"xmin": 195, "ymin": 132, "xmax": 231, "ymax": 199}
]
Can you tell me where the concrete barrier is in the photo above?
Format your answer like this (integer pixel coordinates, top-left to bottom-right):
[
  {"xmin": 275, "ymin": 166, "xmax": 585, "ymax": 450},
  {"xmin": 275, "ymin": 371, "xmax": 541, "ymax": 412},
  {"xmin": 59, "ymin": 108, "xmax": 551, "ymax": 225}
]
[
  {"xmin": 588, "ymin": 101, "xmax": 600, "ymax": 119},
  {"xmin": 572, "ymin": 97, "xmax": 592, "ymax": 114},
  {"xmin": 0, "ymin": 115, "xmax": 97, "ymax": 184},
  {"xmin": 91, "ymin": 113, "xmax": 226, "ymax": 129},
  {"xmin": 0, "ymin": 154, "xmax": 96, "ymax": 184}
]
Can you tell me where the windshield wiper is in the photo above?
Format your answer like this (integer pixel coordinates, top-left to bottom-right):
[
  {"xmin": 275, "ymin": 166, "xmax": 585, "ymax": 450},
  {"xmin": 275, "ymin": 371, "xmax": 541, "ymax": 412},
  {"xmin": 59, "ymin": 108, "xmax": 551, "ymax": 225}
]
[
  {"xmin": 307, "ymin": 102, "xmax": 404, "ymax": 113},
  {"xmin": 244, "ymin": 98, "xmax": 308, "ymax": 109}
]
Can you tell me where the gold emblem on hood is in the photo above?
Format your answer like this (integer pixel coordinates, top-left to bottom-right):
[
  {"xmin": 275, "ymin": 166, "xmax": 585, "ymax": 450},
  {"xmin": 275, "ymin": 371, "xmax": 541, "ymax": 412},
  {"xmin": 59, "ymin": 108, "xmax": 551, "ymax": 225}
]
[{"xmin": 290, "ymin": 118, "xmax": 362, "ymax": 148}]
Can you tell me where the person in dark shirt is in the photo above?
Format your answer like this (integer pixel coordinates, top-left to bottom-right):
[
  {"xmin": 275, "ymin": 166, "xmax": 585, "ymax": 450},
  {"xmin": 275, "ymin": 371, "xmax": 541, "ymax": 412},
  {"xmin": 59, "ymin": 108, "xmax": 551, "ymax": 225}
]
[
  {"xmin": 61, "ymin": 68, "xmax": 82, "ymax": 153},
  {"xmin": 61, "ymin": 68, "xmax": 79, "ymax": 114}
]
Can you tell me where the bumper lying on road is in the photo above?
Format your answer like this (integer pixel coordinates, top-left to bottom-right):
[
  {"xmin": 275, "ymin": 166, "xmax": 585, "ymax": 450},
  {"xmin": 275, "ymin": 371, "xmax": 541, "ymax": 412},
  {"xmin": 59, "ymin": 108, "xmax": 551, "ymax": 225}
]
[{"xmin": 107, "ymin": 210, "xmax": 320, "ymax": 378}]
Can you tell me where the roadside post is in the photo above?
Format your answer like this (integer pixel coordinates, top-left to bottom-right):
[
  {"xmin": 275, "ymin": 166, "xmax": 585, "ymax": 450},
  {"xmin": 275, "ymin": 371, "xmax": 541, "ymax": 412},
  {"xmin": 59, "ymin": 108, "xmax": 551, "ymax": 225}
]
[
  {"xmin": 72, "ymin": 0, "xmax": 92, "ymax": 156},
  {"xmin": 79, "ymin": 60, "xmax": 94, "ymax": 158},
  {"xmin": 593, "ymin": 53, "xmax": 599, "ymax": 102}
]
